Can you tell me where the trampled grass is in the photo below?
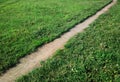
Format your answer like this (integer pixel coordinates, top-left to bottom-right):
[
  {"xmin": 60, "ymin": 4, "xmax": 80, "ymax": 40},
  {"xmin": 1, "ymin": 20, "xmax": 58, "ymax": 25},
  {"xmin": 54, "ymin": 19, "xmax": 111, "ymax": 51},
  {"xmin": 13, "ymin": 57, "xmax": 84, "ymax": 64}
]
[
  {"xmin": 17, "ymin": 1, "xmax": 120, "ymax": 82},
  {"xmin": 0, "ymin": 0, "xmax": 111, "ymax": 74}
]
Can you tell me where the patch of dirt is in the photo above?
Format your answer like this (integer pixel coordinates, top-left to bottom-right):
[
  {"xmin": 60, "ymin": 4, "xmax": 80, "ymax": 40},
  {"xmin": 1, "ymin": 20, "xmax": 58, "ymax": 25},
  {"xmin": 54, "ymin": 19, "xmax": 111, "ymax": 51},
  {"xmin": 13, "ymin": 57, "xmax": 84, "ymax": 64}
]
[{"xmin": 0, "ymin": 0, "xmax": 117, "ymax": 82}]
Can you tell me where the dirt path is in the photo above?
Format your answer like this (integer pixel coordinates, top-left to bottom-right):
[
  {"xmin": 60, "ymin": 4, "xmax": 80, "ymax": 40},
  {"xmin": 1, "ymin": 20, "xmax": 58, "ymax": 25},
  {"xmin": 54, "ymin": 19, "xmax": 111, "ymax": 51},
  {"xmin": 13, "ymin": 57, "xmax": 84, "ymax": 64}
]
[{"xmin": 0, "ymin": 0, "xmax": 117, "ymax": 82}]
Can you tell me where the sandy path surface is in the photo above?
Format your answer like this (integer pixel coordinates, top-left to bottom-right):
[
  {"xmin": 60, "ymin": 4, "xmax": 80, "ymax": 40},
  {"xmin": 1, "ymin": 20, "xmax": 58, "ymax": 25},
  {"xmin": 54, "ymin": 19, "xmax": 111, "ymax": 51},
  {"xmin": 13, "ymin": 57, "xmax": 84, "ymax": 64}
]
[{"xmin": 0, "ymin": 0, "xmax": 117, "ymax": 82}]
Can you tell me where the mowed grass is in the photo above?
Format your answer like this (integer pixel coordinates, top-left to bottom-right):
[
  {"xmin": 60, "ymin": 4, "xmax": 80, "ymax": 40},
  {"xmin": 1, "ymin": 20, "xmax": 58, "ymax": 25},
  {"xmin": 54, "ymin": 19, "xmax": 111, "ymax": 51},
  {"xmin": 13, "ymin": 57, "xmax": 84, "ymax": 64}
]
[
  {"xmin": 17, "ymin": 1, "xmax": 120, "ymax": 82},
  {"xmin": 0, "ymin": 0, "xmax": 111, "ymax": 74}
]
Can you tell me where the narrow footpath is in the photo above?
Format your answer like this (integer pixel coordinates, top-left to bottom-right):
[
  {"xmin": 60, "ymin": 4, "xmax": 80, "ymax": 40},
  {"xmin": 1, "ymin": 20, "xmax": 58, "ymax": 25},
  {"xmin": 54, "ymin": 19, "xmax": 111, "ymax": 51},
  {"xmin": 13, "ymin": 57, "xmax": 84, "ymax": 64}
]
[{"xmin": 0, "ymin": 0, "xmax": 117, "ymax": 82}]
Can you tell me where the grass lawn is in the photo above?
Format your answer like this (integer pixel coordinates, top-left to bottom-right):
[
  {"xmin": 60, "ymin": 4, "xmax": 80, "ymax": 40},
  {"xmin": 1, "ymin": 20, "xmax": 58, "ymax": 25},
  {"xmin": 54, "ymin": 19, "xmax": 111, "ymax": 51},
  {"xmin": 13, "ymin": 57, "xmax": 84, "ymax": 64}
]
[
  {"xmin": 16, "ymin": 0, "xmax": 120, "ymax": 82},
  {"xmin": 0, "ymin": 0, "xmax": 111, "ymax": 74}
]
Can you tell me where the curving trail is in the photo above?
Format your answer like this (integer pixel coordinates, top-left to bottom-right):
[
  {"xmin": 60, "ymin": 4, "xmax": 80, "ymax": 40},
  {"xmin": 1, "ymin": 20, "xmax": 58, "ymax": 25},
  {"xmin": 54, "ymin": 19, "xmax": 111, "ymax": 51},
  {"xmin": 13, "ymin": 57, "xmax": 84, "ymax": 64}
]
[{"xmin": 0, "ymin": 0, "xmax": 117, "ymax": 82}]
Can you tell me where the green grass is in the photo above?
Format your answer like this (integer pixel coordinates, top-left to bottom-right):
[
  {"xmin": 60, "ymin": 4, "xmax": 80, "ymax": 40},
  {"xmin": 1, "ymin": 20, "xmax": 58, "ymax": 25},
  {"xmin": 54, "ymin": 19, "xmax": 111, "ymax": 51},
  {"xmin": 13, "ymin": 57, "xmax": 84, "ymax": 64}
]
[
  {"xmin": 0, "ymin": 0, "xmax": 111, "ymax": 74},
  {"xmin": 16, "ymin": 1, "xmax": 120, "ymax": 82}
]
